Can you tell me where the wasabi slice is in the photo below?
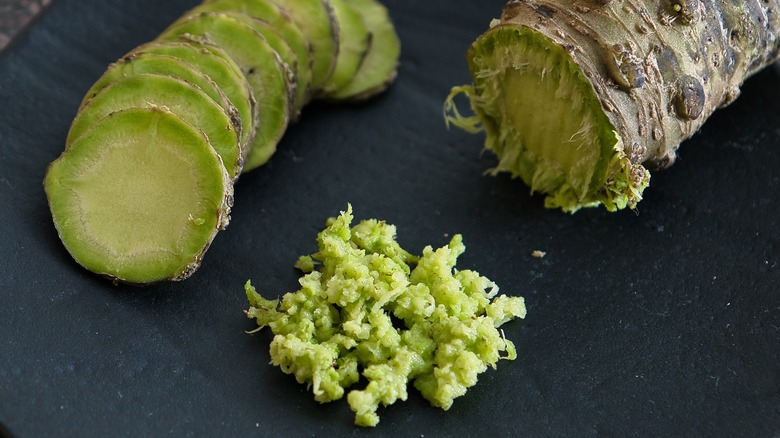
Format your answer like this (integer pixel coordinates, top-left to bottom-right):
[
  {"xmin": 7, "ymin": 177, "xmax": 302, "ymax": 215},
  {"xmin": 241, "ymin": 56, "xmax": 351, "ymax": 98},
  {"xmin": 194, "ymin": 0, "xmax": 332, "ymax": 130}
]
[
  {"xmin": 161, "ymin": 12, "xmax": 291, "ymax": 171},
  {"xmin": 319, "ymin": 0, "xmax": 371, "ymax": 96},
  {"xmin": 77, "ymin": 52, "xmax": 237, "ymax": 126},
  {"xmin": 219, "ymin": 11, "xmax": 298, "ymax": 117},
  {"xmin": 44, "ymin": 1, "xmax": 404, "ymax": 284},
  {"xmin": 135, "ymin": 38, "xmax": 258, "ymax": 161},
  {"xmin": 68, "ymin": 73, "xmax": 243, "ymax": 179},
  {"xmin": 45, "ymin": 107, "xmax": 232, "ymax": 285},
  {"xmin": 268, "ymin": 0, "xmax": 339, "ymax": 93},
  {"xmin": 188, "ymin": 0, "xmax": 313, "ymax": 116},
  {"xmin": 330, "ymin": 0, "xmax": 400, "ymax": 100}
]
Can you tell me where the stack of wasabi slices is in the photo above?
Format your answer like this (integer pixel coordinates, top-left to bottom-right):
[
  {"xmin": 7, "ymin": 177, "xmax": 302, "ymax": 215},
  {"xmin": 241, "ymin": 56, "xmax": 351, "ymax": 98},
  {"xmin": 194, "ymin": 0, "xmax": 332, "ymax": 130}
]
[{"xmin": 44, "ymin": 0, "xmax": 401, "ymax": 284}]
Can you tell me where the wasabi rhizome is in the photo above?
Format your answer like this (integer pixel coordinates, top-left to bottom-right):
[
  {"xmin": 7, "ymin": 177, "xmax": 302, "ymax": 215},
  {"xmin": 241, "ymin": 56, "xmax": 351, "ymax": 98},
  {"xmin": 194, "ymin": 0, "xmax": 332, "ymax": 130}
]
[
  {"xmin": 447, "ymin": 0, "xmax": 780, "ymax": 212},
  {"xmin": 44, "ymin": 0, "xmax": 401, "ymax": 284}
]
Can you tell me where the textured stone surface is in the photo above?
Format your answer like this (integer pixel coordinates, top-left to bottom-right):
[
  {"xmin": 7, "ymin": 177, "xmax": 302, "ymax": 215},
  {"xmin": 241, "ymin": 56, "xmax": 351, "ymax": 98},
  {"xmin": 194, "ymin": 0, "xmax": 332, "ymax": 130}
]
[{"xmin": 0, "ymin": 0, "xmax": 53, "ymax": 52}]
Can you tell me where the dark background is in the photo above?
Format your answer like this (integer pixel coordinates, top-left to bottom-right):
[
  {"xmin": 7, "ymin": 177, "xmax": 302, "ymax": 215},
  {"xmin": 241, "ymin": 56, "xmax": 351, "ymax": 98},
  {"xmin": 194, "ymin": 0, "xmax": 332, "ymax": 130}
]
[
  {"xmin": 1, "ymin": 0, "xmax": 779, "ymax": 436},
  {"xmin": 0, "ymin": 0, "xmax": 53, "ymax": 52}
]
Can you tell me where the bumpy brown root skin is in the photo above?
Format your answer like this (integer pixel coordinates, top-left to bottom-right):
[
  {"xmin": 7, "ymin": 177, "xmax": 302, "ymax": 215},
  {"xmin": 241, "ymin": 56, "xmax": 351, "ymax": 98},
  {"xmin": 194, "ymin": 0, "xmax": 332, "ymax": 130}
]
[{"xmin": 500, "ymin": 0, "xmax": 780, "ymax": 170}]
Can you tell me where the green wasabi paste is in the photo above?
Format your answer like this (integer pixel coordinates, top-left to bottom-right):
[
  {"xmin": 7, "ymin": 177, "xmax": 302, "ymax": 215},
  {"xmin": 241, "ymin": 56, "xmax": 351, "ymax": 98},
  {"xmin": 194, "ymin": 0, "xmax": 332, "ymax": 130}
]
[{"xmin": 245, "ymin": 205, "xmax": 527, "ymax": 427}]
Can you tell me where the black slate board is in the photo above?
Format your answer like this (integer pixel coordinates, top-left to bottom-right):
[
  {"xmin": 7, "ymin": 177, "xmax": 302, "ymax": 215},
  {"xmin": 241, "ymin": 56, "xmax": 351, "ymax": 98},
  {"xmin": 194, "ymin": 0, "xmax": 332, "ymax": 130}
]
[
  {"xmin": 0, "ymin": 0, "xmax": 54, "ymax": 53},
  {"xmin": 1, "ymin": 1, "xmax": 779, "ymax": 436}
]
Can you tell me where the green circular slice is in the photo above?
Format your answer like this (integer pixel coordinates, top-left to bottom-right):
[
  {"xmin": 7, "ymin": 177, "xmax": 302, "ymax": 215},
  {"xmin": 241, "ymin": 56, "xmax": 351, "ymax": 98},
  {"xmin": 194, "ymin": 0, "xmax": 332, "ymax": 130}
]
[
  {"xmin": 320, "ymin": 0, "xmax": 371, "ymax": 96},
  {"xmin": 161, "ymin": 12, "xmax": 291, "ymax": 171},
  {"xmin": 268, "ymin": 0, "xmax": 338, "ymax": 93},
  {"xmin": 331, "ymin": 0, "xmax": 400, "ymax": 100},
  {"xmin": 68, "ymin": 73, "xmax": 243, "ymax": 179},
  {"xmin": 189, "ymin": 0, "xmax": 313, "ymax": 115},
  {"xmin": 219, "ymin": 12, "xmax": 298, "ymax": 114},
  {"xmin": 45, "ymin": 107, "xmax": 232, "ymax": 284},
  {"xmin": 77, "ymin": 52, "xmax": 240, "ymax": 136},
  {"xmin": 135, "ymin": 38, "xmax": 258, "ymax": 162}
]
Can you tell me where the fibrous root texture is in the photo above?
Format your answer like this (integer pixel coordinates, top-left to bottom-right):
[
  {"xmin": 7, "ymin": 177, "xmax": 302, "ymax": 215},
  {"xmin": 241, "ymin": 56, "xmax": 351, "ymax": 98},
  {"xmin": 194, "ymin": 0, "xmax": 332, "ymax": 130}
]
[{"xmin": 446, "ymin": 0, "xmax": 780, "ymax": 212}]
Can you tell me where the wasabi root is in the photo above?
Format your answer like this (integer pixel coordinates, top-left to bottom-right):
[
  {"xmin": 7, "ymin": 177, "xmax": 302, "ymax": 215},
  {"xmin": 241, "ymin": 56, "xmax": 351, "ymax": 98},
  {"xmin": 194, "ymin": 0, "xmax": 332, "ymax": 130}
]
[
  {"xmin": 45, "ymin": 0, "xmax": 401, "ymax": 284},
  {"xmin": 245, "ymin": 205, "xmax": 527, "ymax": 427},
  {"xmin": 446, "ymin": 0, "xmax": 780, "ymax": 212}
]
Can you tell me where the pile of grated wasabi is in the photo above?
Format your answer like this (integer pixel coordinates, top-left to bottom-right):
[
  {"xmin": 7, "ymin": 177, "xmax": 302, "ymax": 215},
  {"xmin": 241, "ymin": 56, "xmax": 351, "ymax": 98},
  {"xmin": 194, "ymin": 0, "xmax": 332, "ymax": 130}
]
[{"xmin": 244, "ymin": 205, "xmax": 527, "ymax": 427}]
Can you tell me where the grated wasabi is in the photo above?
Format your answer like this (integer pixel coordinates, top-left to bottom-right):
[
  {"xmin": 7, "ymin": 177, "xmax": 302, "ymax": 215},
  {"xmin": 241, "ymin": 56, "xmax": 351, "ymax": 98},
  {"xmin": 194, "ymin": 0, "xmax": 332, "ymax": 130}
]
[{"xmin": 245, "ymin": 205, "xmax": 527, "ymax": 427}]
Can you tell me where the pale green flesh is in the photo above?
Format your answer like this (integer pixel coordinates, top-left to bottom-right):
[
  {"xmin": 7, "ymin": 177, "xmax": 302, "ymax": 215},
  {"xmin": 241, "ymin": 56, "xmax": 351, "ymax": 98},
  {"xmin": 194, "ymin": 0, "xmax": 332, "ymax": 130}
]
[
  {"xmin": 67, "ymin": 73, "xmax": 242, "ymax": 179},
  {"xmin": 137, "ymin": 39, "xmax": 257, "ymax": 161},
  {"xmin": 195, "ymin": 0, "xmax": 313, "ymax": 113},
  {"xmin": 268, "ymin": 0, "xmax": 337, "ymax": 92},
  {"xmin": 466, "ymin": 25, "xmax": 644, "ymax": 212},
  {"xmin": 330, "ymin": 0, "xmax": 400, "ymax": 100},
  {"xmin": 45, "ymin": 108, "xmax": 229, "ymax": 284},
  {"xmin": 498, "ymin": 54, "xmax": 602, "ymax": 197},
  {"xmin": 161, "ymin": 12, "xmax": 291, "ymax": 171},
  {"xmin": 320, "ymin": 0, "xmax": 370, "ymax": 95},
  {"xmin": 78, "ymin": 53, "xmax": 233, "ymax": 125},
  {"xmin": 219, "ymin": 12, "xmax": 299, "ymax": 114}
]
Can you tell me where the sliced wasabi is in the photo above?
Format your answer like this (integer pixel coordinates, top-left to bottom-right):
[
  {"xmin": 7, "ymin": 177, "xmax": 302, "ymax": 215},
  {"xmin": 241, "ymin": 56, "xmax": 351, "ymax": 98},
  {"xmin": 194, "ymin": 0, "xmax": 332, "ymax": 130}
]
[
  {"xmin": 161, "ymin": 12, "xmax": 291, "ymax": 171},
  {"xmin": 45, "ymin": 107, "xmax": 232, "ymax": 284},
  {"xmin": 268, "ymin": 0, "xmax": 339, "ymax": 93},
  {"xmin": 44, "ymin": 1, "xmax": 404, "ymax": 284},
  {"xmin": 330, "ymin": 0, "xmax": 400, "ymax": 100},
  {"xmin": 68, "ymin": 73, "xmax": 243, "ymax": 179},
  {"xmin": 219, "ymin": 11, "xmax": 298, "ymax": 116},
  {"xmin": 188, "ymin": 0, "xmax": 313, "ymax": 116},
  {"xmin": 77, "ymin": 52, "xmax": 239, "ymax": 134},
  {"xmin": 136, "ymin": 38, "xmax": 258, "ymax": 162},
  {"xmin": 320, "ymin": 0, "xmax": 371, "ymax": 96}
]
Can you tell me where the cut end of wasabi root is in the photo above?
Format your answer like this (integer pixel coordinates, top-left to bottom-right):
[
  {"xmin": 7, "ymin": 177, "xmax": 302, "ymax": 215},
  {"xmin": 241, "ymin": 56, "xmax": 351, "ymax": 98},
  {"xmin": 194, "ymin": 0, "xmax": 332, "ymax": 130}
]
[
  {"xmin": 445, "ymin": 24, "xmax": 649, "ymax": 213},
  {"xmin": 244, "ymin": 204, "xmax": 527, "ymax": 427}
]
